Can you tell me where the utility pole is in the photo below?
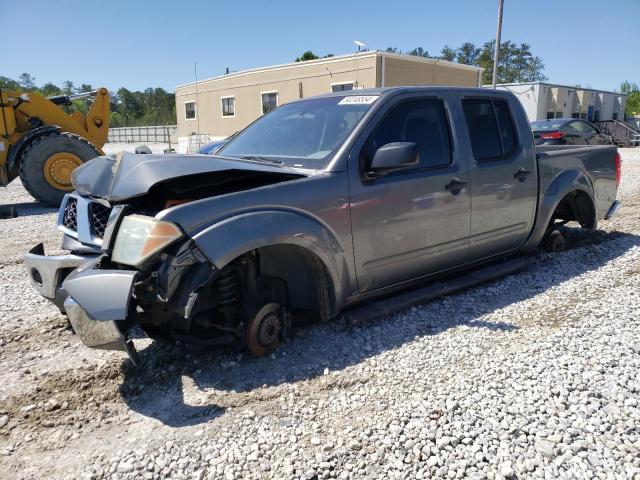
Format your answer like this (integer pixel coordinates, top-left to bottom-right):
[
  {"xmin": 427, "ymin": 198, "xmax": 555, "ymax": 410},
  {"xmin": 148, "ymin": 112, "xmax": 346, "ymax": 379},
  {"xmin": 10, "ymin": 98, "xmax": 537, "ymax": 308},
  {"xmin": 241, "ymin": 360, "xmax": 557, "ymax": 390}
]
[
  {"xmin": 492, "ymin": 0, "xmax": 504, "ymax": 89},
  {"xmin": 194, "ymin": 61, "xmax": 200, "ymax": 137}
]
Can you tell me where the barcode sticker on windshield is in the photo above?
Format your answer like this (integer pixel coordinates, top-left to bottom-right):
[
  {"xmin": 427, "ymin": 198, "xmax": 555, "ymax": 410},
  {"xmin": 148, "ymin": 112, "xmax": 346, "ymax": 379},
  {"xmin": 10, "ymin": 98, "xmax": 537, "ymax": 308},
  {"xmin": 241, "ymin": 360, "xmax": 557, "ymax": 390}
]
[{"xmin": 338, "ymin": 96, "xmax": 379, "ymax": 105}]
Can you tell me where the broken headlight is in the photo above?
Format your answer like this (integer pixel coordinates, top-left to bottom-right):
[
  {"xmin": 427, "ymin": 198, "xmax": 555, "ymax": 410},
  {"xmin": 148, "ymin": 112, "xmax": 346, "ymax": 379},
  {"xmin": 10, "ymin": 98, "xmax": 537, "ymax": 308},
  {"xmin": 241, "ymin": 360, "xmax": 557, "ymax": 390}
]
[{"xmin": 111, "ymin": 214, "xmax": 183, "ymax": 267}]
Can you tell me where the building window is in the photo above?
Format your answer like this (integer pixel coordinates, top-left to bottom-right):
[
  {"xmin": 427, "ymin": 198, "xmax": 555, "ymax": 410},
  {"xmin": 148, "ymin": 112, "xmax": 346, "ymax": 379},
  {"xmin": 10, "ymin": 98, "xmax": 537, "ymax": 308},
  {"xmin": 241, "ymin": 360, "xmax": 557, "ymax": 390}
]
[
  {"xmin": 546, "ymin": 111, "xmax": 555, "ymax": 120},
  {"xmin": 261, "ymin": 92, "xmax": 278, "ymax": 114},
  {"xmin": 331, "ymin": 82, "xmax": 354, "ymax": 93},
  {"xmin": 185, "ymin": 101, "xmax": 196, "ymax": 120},
  {"xmin": 222, "ymin": 97, "xmax": 235, "ymax": 117}
]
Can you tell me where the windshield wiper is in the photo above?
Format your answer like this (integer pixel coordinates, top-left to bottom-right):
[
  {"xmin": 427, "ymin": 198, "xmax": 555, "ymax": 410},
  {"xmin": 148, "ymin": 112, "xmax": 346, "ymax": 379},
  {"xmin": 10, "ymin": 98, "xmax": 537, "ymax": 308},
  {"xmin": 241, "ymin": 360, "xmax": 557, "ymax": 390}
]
[{"xmin": 236, "ymin": 155, "xmax": 283, "ymax": 165}]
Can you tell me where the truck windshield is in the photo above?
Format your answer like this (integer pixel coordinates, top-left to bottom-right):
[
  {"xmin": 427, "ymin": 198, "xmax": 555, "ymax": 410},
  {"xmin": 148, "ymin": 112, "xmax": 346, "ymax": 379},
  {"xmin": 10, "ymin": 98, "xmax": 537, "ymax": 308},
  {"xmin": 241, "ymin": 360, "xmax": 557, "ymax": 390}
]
[{"xmin": 218, "ymin": 96, "xmax": 376, "ymax": 169}]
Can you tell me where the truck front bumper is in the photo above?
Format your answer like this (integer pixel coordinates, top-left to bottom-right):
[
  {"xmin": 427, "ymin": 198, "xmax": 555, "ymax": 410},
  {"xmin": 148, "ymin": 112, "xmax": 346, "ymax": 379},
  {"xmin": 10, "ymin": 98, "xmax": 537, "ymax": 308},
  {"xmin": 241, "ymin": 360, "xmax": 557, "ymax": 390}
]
[
  {"xmin": 23, "ymin": 243, "xmax": 99, "ymax": 311},
  {"xmin": 62, "ymin": 264, "xmax": 137, "ymax": 354}
]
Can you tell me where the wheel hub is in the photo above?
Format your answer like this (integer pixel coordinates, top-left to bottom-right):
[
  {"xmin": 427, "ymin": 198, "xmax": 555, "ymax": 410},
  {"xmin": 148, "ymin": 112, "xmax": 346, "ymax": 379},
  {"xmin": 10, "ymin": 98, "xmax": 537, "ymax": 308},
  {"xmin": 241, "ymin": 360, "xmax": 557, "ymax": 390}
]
[
  {"xmin": 245, "ymin": 303, "xmax": 284, "ymax": 356},
  {"xmin": 43, "ymin": 152, "xmax": 83, "ymax": 190},
  {"xmin": 257, "ymin": 313, "xmax": 281, "ymax": 346}
]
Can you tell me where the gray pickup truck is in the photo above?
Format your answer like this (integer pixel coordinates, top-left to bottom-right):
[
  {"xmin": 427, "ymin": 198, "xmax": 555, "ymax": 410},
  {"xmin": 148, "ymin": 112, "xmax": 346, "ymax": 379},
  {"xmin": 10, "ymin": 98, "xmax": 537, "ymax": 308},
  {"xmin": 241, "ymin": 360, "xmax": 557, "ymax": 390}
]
[{"xmin": 24, "ymin": 87, "xmax": 621, "ymax": 359}]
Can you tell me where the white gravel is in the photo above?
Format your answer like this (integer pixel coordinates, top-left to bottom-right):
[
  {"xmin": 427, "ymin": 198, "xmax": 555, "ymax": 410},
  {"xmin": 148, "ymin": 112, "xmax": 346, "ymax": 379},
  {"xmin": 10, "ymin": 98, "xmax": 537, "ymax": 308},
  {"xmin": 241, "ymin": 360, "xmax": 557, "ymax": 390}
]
[{"xmin": 0, "ymin": 149, "xmax": 638, "ymax": 479}]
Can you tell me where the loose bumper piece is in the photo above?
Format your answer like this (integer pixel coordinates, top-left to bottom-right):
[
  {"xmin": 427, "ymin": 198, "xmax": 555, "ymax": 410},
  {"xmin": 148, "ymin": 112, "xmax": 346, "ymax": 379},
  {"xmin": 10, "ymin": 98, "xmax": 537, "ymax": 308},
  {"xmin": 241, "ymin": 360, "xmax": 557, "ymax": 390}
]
[
  {"xmin": 23, "ymin": 243, "xmax": 98, "ymax": 310},
  {"xmin": 64, "ymin": 297, "xmax": 127, "ymax": 350},
  {"xmin": 62, "ymin": 266, "xmax": 138, "ymax": 361},
  {"xmin": 62, "ymin": 267, "xmax": 136, "ymax": 321}
]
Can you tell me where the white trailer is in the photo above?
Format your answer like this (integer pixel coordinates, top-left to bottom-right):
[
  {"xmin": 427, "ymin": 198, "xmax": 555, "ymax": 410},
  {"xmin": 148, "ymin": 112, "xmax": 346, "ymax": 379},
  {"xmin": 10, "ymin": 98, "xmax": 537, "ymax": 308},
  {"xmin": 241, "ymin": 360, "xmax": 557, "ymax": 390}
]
[{"xmin": 488, "ymin": 82, "xmax": 626, "ymax": 122}]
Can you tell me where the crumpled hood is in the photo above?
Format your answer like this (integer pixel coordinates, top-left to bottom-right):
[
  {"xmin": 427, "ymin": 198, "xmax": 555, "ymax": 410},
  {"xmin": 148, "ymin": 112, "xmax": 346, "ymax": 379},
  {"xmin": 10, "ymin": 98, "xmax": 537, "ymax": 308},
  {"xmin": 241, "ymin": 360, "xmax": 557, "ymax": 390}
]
[{"xmin": 71, "ymin": 152, "xmax": 309, "ymax": 202}]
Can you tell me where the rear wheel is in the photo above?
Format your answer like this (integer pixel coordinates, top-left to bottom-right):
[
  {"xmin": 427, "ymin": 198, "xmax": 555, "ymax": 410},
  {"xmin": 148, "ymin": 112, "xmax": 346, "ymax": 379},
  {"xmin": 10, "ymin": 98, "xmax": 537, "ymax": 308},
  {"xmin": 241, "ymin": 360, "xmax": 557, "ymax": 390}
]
[{"xmin": 19, "ymin": 133, "xmax": 100, "ymax": 206}]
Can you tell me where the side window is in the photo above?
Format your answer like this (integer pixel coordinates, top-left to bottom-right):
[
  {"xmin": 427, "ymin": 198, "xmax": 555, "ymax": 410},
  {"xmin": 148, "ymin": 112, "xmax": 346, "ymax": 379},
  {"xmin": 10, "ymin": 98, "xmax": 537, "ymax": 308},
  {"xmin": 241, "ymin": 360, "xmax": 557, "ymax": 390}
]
[
  {"xmin": 363, "ymin": 99, "xmax": 452, "ymax": 171},
  {"xmin": 581, "ymin": 121, "xmax": 598, "ymax": 134},
  {"xmin": 493, "ymin": 99, "xmax": 516, "ymax": 155},
  {"xmin": 560, "ymin": 122, "xmax": 574, "ymax": 133},
  {"xmin": 461, "ymin": 99, "xmax": 502, "ymax": 161}
]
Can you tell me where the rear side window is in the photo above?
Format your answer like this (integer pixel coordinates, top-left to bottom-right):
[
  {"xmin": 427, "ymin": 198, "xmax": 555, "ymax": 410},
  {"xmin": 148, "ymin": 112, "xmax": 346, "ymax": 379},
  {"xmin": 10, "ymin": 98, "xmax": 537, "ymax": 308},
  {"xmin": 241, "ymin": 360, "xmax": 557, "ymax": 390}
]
[
  {"xmin": 366, "ymin": 99, "xmax": 452, "ymax": 170},
  {"xmin": 462, "ymin": 98, "xmax": 518, "ymax": 162},
  {"xmin": 462, "ymin": 99, "xmax": 502, "ymax": 161},
  {"xmin": 493, "ymin": 99, "xmax": 516, "ymax": 155}
]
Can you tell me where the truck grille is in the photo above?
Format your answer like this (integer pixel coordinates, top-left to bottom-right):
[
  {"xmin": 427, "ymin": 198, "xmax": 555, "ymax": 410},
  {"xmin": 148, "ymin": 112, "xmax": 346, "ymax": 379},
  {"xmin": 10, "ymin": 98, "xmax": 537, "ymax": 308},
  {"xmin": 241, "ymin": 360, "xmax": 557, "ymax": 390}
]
[
  {"xmin": 89, "ymin": 202, "xmax": 111, "ymax": 239},
  {"xmin": 58, "ymin": 194, "xmax": 115, "ymax": 246},
  {"xmin": 62, "ymin": 197, "xmax": 78, "ymax": 231}
]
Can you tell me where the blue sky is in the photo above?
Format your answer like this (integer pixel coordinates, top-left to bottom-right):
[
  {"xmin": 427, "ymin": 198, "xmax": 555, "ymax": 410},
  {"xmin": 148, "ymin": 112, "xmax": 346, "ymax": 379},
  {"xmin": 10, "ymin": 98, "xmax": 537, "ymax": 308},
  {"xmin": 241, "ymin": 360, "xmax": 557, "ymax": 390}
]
[{"xmin": 2, "ymin": 0, "xmax": 638, "ymax": 92}]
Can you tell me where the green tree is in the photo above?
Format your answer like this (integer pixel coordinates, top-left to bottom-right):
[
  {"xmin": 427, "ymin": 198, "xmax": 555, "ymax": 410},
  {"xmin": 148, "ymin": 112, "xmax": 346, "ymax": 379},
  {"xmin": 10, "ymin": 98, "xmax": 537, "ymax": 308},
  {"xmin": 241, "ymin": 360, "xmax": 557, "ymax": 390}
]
[
  {"xmin": 295, "ymin": 51, "xmax": 320, "ymax": 62},
  {"xmin": 0, "ymin": 76, "xmax": 21, "ymax": 90},
  {"xmin": 439, "ymin": 46, "xmax": 456, "ymax": 61},
  {"xmin": 18, "ymin": 73, "xmax": 37, "ymax": 90},
  {"xmin": 456, "ymin": 42, "xmax": 481, "ymax": 65},
  {"xmin": 407, "ymin": 47, "xmax": 429, "ymax": 57},
  {"xmin": 437, "ymin": 40, "xmax": 546, "ymax": 84},
  {"xmin": 0, "ymin": 74, "xmax": 177, "ymax": 126},
  {"xmin": 621, "ymin": 81, "xmax": 640, "ymax": 116},
  {"xmin": 477, "ymin": 40, "xmax": 547, "ymax": 84},
  {"xmin": 385, "ymin": 47, "xmax": 400, "ymax": 54},
  {"xmin": 41, "ymin": 82, "xmax": 62, "ymax": 96},
  {"xmin": 62, "ymin": 81, "xmax": 75, "ymax": 95}
]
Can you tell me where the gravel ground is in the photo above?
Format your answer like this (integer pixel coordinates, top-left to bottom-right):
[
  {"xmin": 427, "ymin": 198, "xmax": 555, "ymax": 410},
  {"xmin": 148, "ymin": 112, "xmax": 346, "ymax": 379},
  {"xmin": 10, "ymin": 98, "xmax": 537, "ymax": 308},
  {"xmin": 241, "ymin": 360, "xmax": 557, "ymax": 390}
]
[{"xmin": 0, "ymin": 149, "xmax": 639, "ymax": 480}]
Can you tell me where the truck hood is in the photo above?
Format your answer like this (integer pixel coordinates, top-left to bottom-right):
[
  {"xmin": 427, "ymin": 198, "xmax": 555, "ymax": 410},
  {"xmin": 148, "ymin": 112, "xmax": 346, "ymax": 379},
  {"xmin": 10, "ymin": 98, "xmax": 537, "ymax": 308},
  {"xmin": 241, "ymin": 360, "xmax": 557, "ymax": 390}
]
[{"xmin": 71, "ymin": 152, "xmax": 310, "ymax": 202}]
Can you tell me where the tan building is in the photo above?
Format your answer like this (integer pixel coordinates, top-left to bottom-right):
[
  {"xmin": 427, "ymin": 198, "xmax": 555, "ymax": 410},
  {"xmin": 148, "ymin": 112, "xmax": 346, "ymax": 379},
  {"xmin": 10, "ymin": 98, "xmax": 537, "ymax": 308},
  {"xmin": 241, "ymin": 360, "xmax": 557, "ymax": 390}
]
[{"xmin": 174, "ymin": 51, "xmax": 483, "ymax": 152}]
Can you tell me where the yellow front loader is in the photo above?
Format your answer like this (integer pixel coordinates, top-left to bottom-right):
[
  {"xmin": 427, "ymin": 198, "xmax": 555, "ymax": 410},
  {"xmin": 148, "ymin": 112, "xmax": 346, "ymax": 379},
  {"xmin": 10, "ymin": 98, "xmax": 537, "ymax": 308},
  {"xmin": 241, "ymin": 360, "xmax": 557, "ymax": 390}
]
[{"xmin": 0, "ymin": 87, "xmax": 109, "ymax": 206}]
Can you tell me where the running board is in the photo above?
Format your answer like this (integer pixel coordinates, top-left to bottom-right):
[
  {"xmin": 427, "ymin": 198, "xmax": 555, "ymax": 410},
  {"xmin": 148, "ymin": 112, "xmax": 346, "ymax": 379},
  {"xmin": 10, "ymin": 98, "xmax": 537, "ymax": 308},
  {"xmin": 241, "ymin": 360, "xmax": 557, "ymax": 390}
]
[{"xmin": 343, "ymin": 256, "xmax": 532, "ymax": 327}]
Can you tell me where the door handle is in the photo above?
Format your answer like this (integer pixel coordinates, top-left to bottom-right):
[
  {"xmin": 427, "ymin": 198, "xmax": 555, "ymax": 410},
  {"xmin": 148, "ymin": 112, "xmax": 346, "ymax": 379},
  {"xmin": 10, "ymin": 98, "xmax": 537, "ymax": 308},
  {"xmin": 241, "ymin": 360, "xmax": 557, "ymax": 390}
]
[
  {"xmin": 445, "ymin": 178, "xmax": 468, "ymax": 194},
  {"xmin": 514, "ymin": 168, "xmax": 531, "ymax": 182}
]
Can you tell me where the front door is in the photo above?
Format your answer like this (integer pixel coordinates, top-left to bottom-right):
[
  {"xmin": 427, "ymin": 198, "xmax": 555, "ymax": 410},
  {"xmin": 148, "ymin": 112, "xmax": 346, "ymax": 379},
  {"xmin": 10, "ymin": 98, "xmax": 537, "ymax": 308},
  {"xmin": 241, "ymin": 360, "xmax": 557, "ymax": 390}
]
[{"xmin": 349, "ymin": 95, "xmax": 471, "ymax": 293}]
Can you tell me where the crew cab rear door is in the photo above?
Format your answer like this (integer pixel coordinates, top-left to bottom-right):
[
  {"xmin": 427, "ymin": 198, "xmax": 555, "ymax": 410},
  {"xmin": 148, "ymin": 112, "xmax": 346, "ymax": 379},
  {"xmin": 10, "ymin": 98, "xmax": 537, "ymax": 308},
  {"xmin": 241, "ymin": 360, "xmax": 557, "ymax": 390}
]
[
  {"xmin": 457, "ymin": 94, "xmax": 537, "ymax": 260},
  {"xmin": 348, "ymin": 92, "xmax": 471, "ymax": 293}
]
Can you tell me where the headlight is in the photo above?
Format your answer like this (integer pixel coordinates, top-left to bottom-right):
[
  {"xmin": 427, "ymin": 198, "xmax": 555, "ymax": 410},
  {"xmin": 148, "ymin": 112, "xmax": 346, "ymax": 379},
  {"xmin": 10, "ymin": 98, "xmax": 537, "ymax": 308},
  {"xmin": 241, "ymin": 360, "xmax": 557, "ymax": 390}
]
[{"xmin": 111, "ymin": 215, "xmax": 183, "ymax": 267}]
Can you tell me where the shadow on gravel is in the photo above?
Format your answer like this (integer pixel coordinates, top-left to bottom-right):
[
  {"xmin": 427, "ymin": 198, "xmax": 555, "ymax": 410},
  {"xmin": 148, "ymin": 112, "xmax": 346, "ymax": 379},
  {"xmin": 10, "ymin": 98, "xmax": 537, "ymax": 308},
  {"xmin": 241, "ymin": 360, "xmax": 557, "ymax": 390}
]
[
  {"xmin": 0, "ymin": 201, "xmax": 56, "ymax": 218},
  {"xmin": 118, "ymin": 228, "xmax": 640, "ymax": 427}
]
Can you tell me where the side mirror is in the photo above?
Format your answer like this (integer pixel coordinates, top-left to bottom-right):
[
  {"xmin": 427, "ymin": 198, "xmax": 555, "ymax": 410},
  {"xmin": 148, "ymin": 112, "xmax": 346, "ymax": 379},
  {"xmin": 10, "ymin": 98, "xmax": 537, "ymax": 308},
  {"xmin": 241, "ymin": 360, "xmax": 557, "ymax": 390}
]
[{"xmin": 368, "ymin": 142, "xmax": 418, "ymax": 177}]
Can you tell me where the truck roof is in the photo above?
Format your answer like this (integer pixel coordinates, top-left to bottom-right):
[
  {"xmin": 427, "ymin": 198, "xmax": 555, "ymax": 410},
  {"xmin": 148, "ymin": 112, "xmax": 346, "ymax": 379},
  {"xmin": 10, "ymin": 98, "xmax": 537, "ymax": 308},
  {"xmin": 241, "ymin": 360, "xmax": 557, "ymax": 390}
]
[{"xmin": 297, "ymin": 86, "xmax": 508, "ymax": 102}]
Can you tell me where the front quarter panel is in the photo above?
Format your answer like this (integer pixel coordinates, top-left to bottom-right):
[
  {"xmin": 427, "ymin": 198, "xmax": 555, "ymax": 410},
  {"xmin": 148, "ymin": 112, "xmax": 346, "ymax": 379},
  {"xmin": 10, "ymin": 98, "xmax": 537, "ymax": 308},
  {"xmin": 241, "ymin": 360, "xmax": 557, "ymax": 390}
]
[
  {"xmin": 156, "ymin": 173, "xmax": 354, "ymax": 311},
  {"xmin": 192, "ymin": 210, "xmax": 349, "ymax": 313}
]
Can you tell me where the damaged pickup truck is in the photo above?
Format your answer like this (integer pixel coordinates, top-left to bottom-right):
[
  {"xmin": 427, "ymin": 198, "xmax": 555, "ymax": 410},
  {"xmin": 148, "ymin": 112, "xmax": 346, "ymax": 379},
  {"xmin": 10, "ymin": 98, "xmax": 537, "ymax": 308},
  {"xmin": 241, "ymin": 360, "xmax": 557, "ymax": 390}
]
[{"xmin": 24, "ymin": 87, "xmax": 621, "ymax": 360}]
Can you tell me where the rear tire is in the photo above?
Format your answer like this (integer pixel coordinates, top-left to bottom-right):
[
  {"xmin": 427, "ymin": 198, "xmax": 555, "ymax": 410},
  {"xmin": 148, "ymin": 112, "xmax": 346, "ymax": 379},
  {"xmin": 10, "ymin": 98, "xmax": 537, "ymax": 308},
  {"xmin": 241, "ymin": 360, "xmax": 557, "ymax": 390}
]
[{"xmin": 19, "ymin": 133, "xmax": 101, "ymax": 206}]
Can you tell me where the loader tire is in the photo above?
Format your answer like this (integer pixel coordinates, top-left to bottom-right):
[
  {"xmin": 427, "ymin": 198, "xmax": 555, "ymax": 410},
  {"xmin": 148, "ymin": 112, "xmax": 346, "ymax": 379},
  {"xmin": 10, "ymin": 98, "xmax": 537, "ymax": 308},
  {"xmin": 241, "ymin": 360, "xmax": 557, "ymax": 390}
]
[{"xmin": 19, "ymin": 133, "xmax": 101, "ymax": 206}]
